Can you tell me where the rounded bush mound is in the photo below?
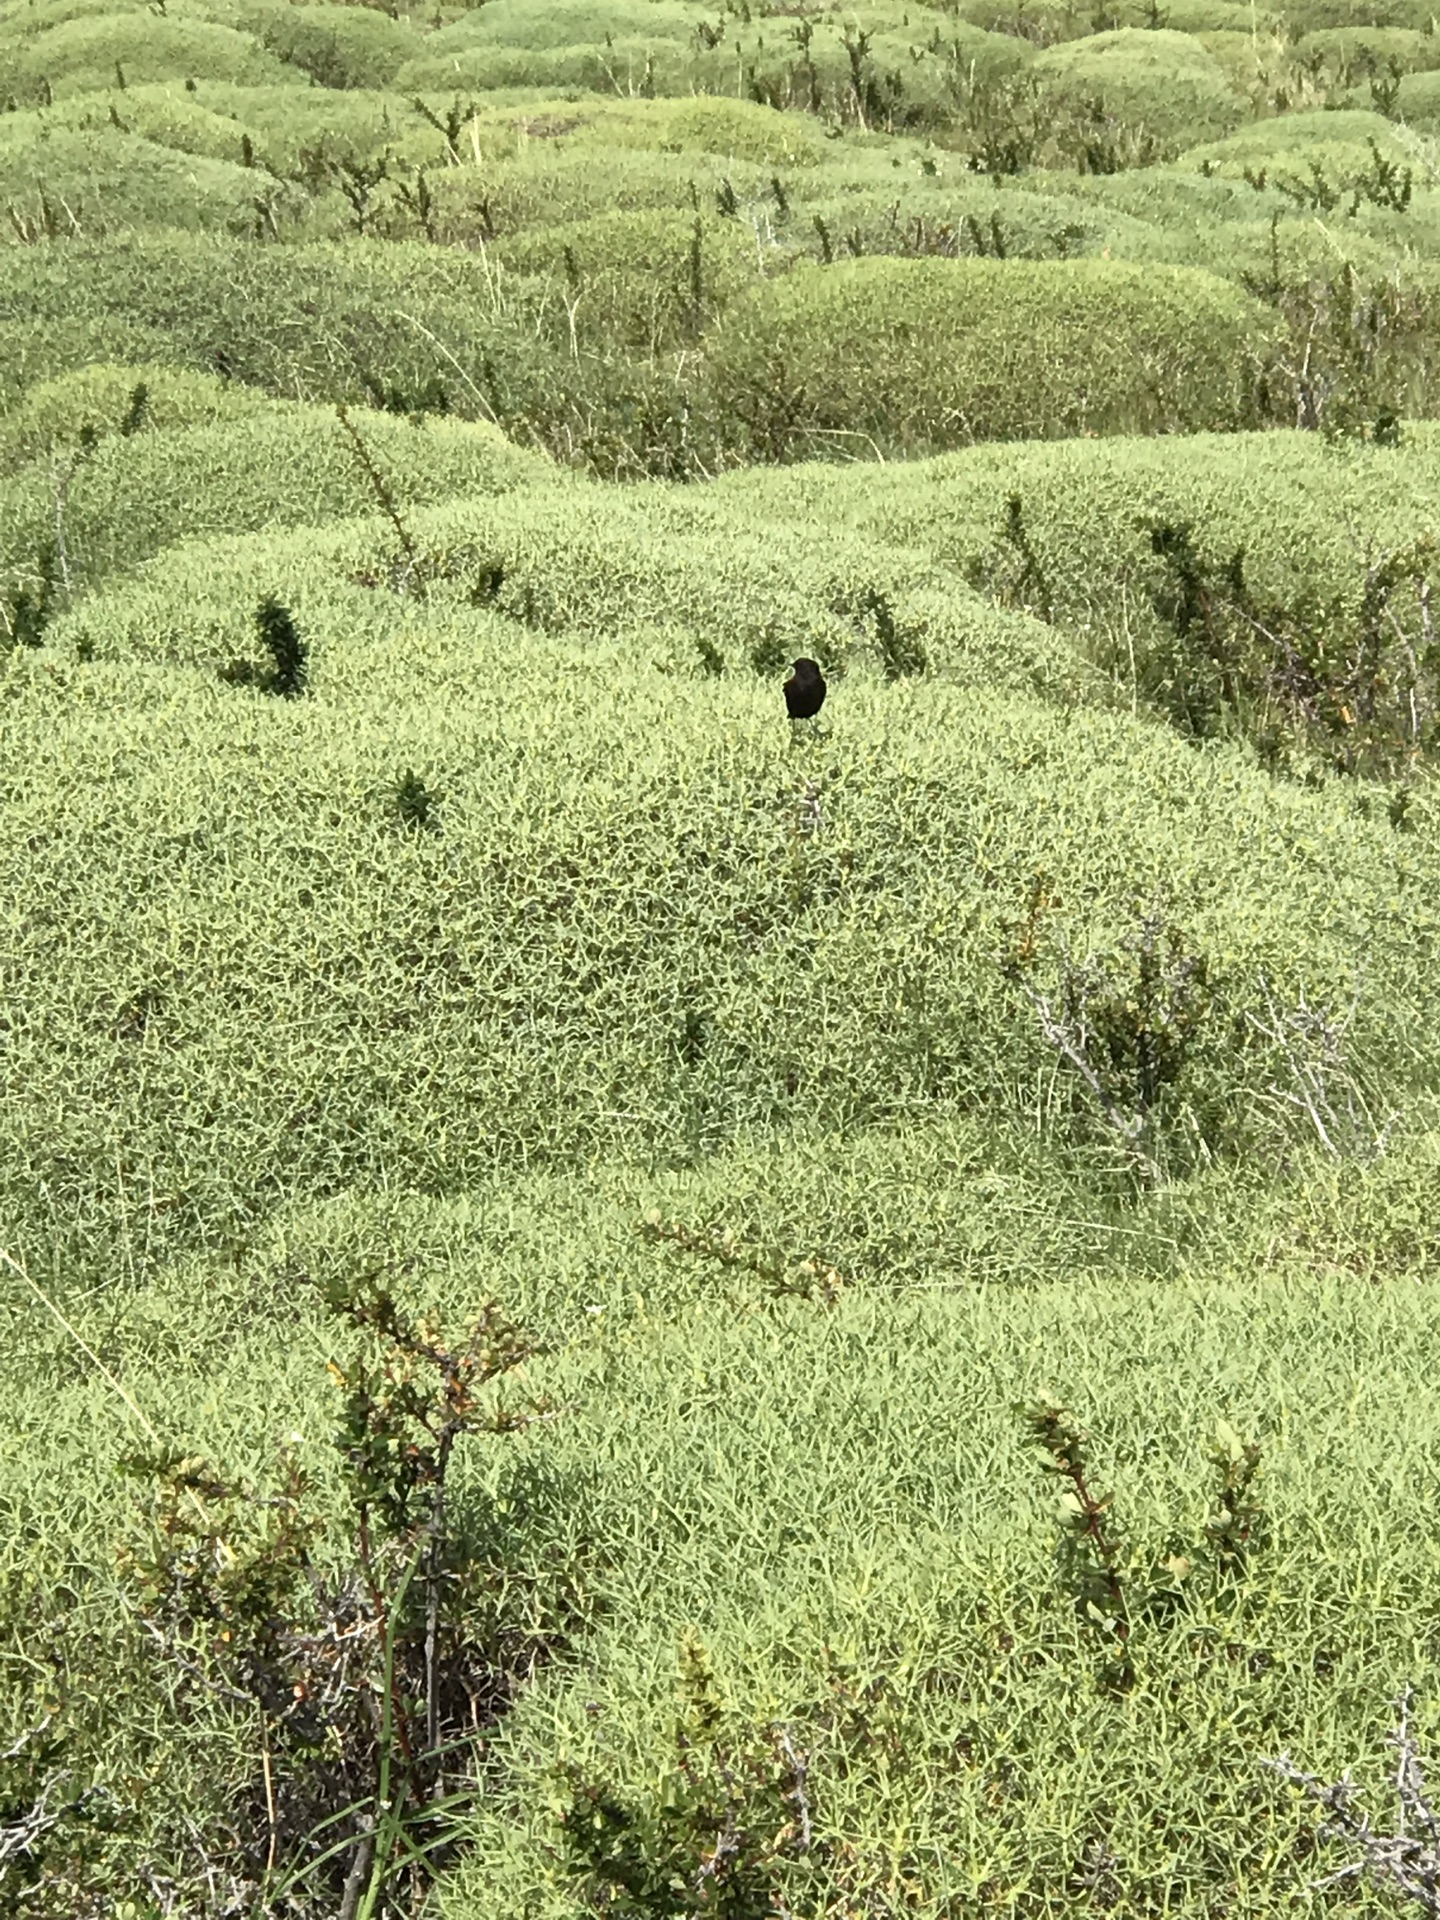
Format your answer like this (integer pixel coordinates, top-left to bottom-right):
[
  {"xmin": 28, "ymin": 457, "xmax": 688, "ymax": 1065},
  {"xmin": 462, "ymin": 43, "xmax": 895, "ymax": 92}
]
[
  {"xmin": 247, "ymin": 3, "xmax": 423, "ymax": 90},
  {"xmin": 597, "ymin": 95, "xmax": 829, "ymax": 164},
  {"xmin": 1178, "ymin": 106, "xmax": 1417, "ymax": 179},
  {"xmin": 1392, "ymin": 68, "xmax": 1440, "ymax": 130},
  {"xmin": 1133, "ymin": 0, "xmax": 1281, "ymax": 24},
  {"xmin": 0, "ymin": 14, "xmax": 297, "ymax": 102},
  {"xmin": 1295, "ymin": 25, "xmax": 1440, "ymax": 79},
  {"xmin": 1284, "ymin": 0, "xmax": 1440, "ymax": 28},
  {"xmin": 1033, "ymin": 28, "xmax": 1246, "ymax": 152},
  {"xmin": 2, "ymin": 601, "xmax": 1430, "ymax": 1272},
  {"xmin": 45, "ymin": 83, "xmax": 263, "ymax": 168},
  {"xmin": 0, "ymin": 232, "xmax": 569, "ymax": 420},
  {"xmin": 824, "ymin": 426, "xmax": 1440, "ymax": 630},
  {"xmin": 0, "ymin": 361, "xmax": 275, "ymax": 472},
  {"xmin": 424, "ymin": 148, "xmax": 774, "ymax": 242},
  {"xmin": 396, "ymin": 37, "xmax": 697, "ymax": 96},
  {"xmin": 0, "ymin": 406, "xmax": 558, "ymax": 597},
  {"xmin": 0, "ymin": 118, "xmax": 307, "ymax": 241},
  {"xmin": 801, "ymin": 178, "xmax": 1164, "ymax": 265},
  {"xmin": 173, "ymin": 82, "xmax": 458, "ymax": 171},
  {"xmin": 394, "ymin": 0, "xmax": 698, "ymax": 94},
  {"xmin": 452, "ymin": 94, "xmax": 829, "ymax": 168},
  {"xmin": 415, "ymin": 0, "xmax": 698, "ymax": 54},
  {"xmin": 950, "ymin": 0, "xmax": 1083, "ymax": 37},
  {"xmin": 703, "ymin": 256, "xmax": 1273, "ymax": 458},
  {"xmin": 493, "ymin": 209, "xmax": 762, "ymax": 350},
  {"xmin": 49, "ymin": 479, "xmax": 1088, "ymax": 707}
]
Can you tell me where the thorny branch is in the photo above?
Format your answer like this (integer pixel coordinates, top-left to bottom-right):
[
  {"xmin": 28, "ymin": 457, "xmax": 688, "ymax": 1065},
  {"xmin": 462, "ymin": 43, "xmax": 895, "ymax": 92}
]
[{"xmin": 1270, "ymin": 1688, "xmax": 1440, "ymax": 1914}]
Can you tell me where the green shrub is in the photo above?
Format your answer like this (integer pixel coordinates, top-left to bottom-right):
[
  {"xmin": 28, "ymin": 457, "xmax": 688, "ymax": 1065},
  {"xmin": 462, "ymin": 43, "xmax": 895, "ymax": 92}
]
[
  {"xmin": 0, "ymin": 405, "xmax": 557, "ymax": 599},
  {"xmin": 1294, "ymin": 25, "xmax": 1440, "ymax": 83},
  {"xmin": 1033, "ymin": 28, "xmax": 1246, "ymax": 156},
  {"xmin": 0, "ymin": 115, "xmax": 311, "ymax": 243},
  {"xmin": 702, "ymin": 256, "xmax": 1273, "ymax": 459},
  {"xmin": 1178, "ymin": 105, "xmax": 1413, "ymax": 179},
  {"xmin": 0, "ymin": 231, "xmax": 571, "ymax": 424},
  {"xmin": 0, "ymin": 360, "xmax": 275, "ymax": 472},
  {"xmin": 1282, "ymin": 0, "xmax": 1440, "ymax": 27},
  {"xmin": 432, "ymin": 93, "xmax": 828, "ymax": 169},
  {"xmin": 493, "ymin": 208, "xmax": 761, "ymax": 350},
  {"xmin": 741, "ymin": 425, "xmax": 1440, "ymax": 770},
  {"xmin": 0, "ymin": 13, "xmax": 298, "ymax": 104},
  {"xmin": 418, "ymin": 146, "xmax": 772, "ymax": 244},
  {"xmin": 415, "ymin": 0, "xmax": 699, "ymax": 56},
  {"xmin": 1390, "ymin": 67, "xmax": 1440, "ymax": 131},
  {"xmin": 243, "ymin": 2, "xmax": 422, "ymax": 90}
]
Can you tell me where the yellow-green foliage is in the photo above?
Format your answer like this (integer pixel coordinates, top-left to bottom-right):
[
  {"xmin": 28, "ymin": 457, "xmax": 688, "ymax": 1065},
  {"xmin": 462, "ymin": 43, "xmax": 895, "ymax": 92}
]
[
  {"xmin": 1179, "ymin": 104, "xmax": 1419, "ymax": 175},
  {"xmin": 703, "ymin": 256, "xmax": 1272, "ymax": 456},
  {"xmin": 713, "ymin": 425, "xmax": 1440, "ymax": 652},
  {"xmin": 50, "ymin": 480, "xmax": 1085, "ymax": 706},
  {"xmin": 1394, "ymin": 67, "xmax": 1440, "ymax": 128},
  {"xmin": 0, "ymin": 405, "xmax": 559, "ymax": 596},
  {"xmin": 493, "ymin": 209, "xmax": 762, "ymax": 349},
  {"xmin": 394, "ymin": 0, "xmax": 700, "ymax": 95},
  {"xmin": 230, "ymin": 0, "xmax": 423, "ymax": 90},
  {"xmin": 420, "ymin": 146, "xmax": 775, "ymax": 241},
  {"xmin": 452, "ymin": 92, "xmax": 831, "ymax": 167},
  {"xmin": 1033, "ymin": 28, "xmax": 1246, "ymax": 151},
  {"xmin": 37, "ymin": 81, "xmax": 275, "ymax": 168},
  {"xmin": 418, "ymin": 0, "xmax": 700, "ymax": 55},
  {"xmin": 0, "ymin": 11, "xmax": 298, "ymax": 103},
  {"xmin": 14, "ymin": 1136, "xmax": 1440, "ymax": 1913},
  {"xmin": 1295, "ymin": 24, "xmax": 1440, "ymax": 79},
  {"xmin": 10, "ymin": 526, "xmax": 1436, "ymax": 1278},
  {"xmin": 0, "ymin": 231, "xmax": 568, "ymax": 416},
  {"xmin": 0, "ymin": 114, "xmax": 309, "ymax": 241},
  {"xmin": 156, "ymin": 80, "xmax": 463, "ymax": 170},
  {"xmin": 11, "ymin": 7, "xmax": 1440, "ymax": 1915},
  {"xmin": 0, "ymin": 361, "xmax": 275, "ymax": 471},
  {"xmin": 1283, "ymin": 0, "xmax": 1440, "ymax": 27}
]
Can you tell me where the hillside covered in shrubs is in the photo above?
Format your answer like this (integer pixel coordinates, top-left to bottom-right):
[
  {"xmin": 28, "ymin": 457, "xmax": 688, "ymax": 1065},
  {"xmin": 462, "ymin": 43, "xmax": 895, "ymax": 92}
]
[{"xmin": 5, "ymin": 1, "xmax": 1440, "ymax": 1916}]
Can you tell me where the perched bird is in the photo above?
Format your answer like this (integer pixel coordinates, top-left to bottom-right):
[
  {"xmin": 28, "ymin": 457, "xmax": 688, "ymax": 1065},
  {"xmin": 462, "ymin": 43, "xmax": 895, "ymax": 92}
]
[{"xmin": 784, "ymin": 657, "xmax": 826, "ymax": 721}]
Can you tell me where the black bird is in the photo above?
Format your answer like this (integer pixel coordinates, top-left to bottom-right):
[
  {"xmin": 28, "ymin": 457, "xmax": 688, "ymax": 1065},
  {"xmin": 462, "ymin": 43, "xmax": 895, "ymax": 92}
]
[{"xmin": 783, "ymin": 657, "xmax": 826, "ymax": 721}]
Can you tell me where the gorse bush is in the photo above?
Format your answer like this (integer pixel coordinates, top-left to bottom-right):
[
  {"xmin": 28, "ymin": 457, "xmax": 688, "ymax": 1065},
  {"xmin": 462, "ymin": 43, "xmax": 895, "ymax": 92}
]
[
  {"xmin": 10, "ymin": 5, "xmax": 1440, "ymax": 1915},
  {"xmin": 1032, "ymin": 28, "xmax": 1247, "ymax": 155},
  {"xmin": 703, "ymin": 257, "xmax": 1274, "ymax": 458},
  {"xmin": 119, "ymin": 1266, "xmax": 552, "ymax": 1915}
]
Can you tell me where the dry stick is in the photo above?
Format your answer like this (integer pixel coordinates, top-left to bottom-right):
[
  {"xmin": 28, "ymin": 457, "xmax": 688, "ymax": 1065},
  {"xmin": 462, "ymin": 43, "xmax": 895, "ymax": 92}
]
[
  {"xmin": 1010, "ymin": 975, "xmax": 1159, "ymax": 1180},
  {"xmin": 776, "ymin": 1725, "xmax": 812, "ymax": 1852},
  {"xmin": 394, "ymin": 310, "xmax": 499, "ymax": 422},
  {"xmin": 338, "ymin": 1817, "xmax": 377, "ymax": 1920},
  {"xmin": 261, "ymin": 1720, "xmax": 279, "ymax": 1880},
  {"xmin": 335, "ymin": 404, "xmax": 427, "ymax": 597}
]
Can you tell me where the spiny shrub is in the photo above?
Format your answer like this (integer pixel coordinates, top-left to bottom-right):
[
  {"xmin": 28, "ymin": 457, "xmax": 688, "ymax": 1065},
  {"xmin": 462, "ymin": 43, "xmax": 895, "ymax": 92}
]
[
  {"xmin": 1005, "ymin": 892, "xmax": 1223, "ymax": 1181},
  {"xmin": 1032, "ymin": 28, "xmax": 1246, "ymax": 156},
  {"xmin": 702, "ymin": 257, "xmax": 1273, "ymax": 461},
  {"xmin": 1, "ymin": 539, "xmax": 60, "ymax": 648},
  {"xmin": 256, "ymin": 6, "xmax": 421, "ymax": 92},
  {"xmin": 1139, "ymin": 517, "xmax": 1440, "ymax": 779},
  {"xmin": 555, "ymin": 1631, "xmax": 815, "ymax": 1920},
  {"xmin": 117, "ymin": 380, "xmax": 148, "ymax": 437},
  {"xmin": 222, "ymin": 595, "xmax": 308, "ymax": 697},
  {"xmin": 833, "ymin": 583, "xmax": 928, "ymax": 680},
  {"xmin": 122, "ymin": 1269, "xmax": 547, "ymax": 1916},
  {"xmin": 1023, "ymin": 1402, "xmax": 1268, "ymax": 1695},
  {"xmin": 395, "ymin": 769, "xmax": 439, "ymax": 833},
  {"xmin": 1249, "ymin": 252, "xmax": 1433, "ymax": 441},
  {"xmin": 257, "ymin": 595, "xmax": 307, "ymax": 698}
]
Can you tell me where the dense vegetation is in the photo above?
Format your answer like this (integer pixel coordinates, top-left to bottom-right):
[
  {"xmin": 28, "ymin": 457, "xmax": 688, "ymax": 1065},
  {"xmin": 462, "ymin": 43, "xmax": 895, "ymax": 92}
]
[{"xmin": 5, "ymin": 0, "xmax": 1440, "ymax": 1915}]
